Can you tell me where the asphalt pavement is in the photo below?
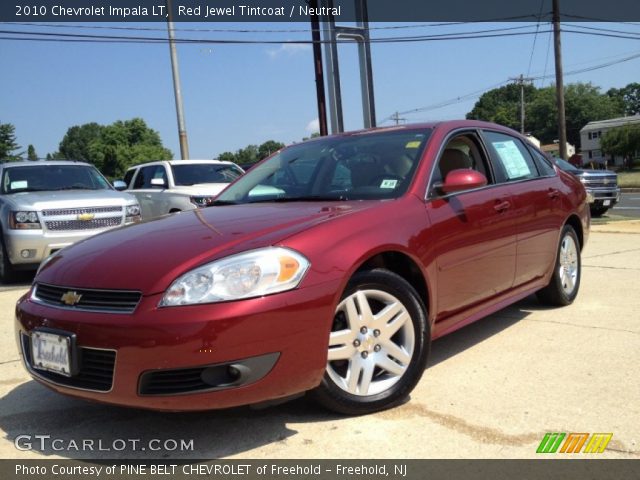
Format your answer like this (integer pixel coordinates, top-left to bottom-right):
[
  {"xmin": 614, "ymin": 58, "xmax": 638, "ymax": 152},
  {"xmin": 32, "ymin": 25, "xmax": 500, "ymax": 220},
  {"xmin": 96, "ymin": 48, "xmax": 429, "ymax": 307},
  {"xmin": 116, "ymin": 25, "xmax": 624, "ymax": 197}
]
[{"xmin": 613, "ymin": 192, "xmax": 640, "ymax": 218}]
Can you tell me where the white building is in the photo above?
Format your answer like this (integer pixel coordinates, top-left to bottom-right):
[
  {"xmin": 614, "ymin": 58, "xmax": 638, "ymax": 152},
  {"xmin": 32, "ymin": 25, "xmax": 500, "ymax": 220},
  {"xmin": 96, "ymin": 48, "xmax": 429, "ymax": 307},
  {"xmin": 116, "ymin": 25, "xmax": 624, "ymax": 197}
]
[
  {"xmin": 580, "ymin": 114, "xmax": 640, "ymax": 167},
  {"xmin": 541, "ymin": 142, "xmax": 576, "ymax": 159}
]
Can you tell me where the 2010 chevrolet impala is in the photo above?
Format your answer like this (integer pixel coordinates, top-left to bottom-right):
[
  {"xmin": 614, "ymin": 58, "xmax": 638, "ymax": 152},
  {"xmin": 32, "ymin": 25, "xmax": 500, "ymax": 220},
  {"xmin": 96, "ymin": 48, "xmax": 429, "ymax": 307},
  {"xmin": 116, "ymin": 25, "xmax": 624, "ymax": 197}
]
[{"xmin": 15, "ymin": 121, "xmax": 589, "ymax": 414}]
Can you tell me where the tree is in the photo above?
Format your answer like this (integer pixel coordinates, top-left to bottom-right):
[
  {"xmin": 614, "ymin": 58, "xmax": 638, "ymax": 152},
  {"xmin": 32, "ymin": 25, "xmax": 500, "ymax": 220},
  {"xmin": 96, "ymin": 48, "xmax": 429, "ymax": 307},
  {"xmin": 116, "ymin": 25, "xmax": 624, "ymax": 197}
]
[
  {"xmin": 57, "ymin": 122, "xmax": 103, "ymax": 161},
  {"xmin": 526, "ymin": 83, "xmax": 622, "ymax": 147},
  {"xmin": 258, "ymin": 140, "xmax": 285, "ymax": 160},
  {"xmin": 0, "ymin": 122, "xmax": 20, "ymax": 160},
  {"xmin": 57, "ymin": 118, "xmax": 172, "ymax": 178},
  {"xmin": 466, "ymin": 83, "xmax": 538, "ymax": 132},
  {"xmin": 607, "ymin": 82, "xmax": 640, "ymax": 116},
  {"xmin": 27, "ymin": 144, "xmax": 38, "ymax": 161},
  {"xmin": 468, "ymin": 82, "xmax": 624, "ymax": 148},
  {"xmin": 217, "ymin": 152, "xmax": 236, "ymax": 162},
  {"xmin": 600, "ymin": 124, "xmax": 640, "ymax": 170}
]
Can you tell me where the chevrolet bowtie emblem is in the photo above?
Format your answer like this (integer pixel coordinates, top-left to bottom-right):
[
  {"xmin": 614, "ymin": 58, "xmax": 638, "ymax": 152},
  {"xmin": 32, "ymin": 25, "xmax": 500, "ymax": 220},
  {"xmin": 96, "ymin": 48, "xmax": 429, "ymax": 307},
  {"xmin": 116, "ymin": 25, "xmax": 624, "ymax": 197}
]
[
  {"xmin": 77, "ymin": 213, "xmax": 95, "ymax": 221},
  {"xmin": 61, "ymin": 291, "xmax": 82, "ymax": 306}
]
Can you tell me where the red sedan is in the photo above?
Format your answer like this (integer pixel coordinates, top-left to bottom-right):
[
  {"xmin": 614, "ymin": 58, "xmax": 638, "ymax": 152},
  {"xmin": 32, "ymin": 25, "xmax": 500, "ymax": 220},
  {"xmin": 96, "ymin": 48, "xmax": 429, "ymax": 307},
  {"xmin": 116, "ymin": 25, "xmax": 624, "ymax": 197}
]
[{"xmin": 15, "ymin": 121, "xmax": 589, "ymax": 414}]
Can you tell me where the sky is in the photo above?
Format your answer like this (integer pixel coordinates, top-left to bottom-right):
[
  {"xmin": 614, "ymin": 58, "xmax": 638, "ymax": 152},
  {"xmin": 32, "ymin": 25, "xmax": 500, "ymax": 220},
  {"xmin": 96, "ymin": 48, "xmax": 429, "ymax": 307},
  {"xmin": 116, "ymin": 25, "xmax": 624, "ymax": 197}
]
[{"xmin": 1, "ymin": 20, "xmax": 639, "ymax": 161}]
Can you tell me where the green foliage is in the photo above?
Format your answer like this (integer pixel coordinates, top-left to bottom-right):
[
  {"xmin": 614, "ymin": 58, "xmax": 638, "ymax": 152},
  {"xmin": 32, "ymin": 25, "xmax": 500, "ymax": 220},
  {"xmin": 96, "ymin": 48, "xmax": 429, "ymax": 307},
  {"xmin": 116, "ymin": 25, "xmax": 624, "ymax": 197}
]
[
  {"xmin": 607, "ymin": 82, "xmax": 640, "ymax": 116},
  {"xmin": 466, "ymin": 83, "xmax": 537, "ymax": 131},
  {"xmin": 600, "ymin": 124, "xmax": 640, "ymax": 169},
  {"xmin": 57, "ymin": 118, "xmax": 172, "ymax": 178},
  {"xmin": 0, "ymin": 122, "xmax": 21, "ymax": 160},
  {"xmin": 217, "ymin": 140, "xmax": 285, "ymax": 165},
  {"xmin": 257, "ymin": 140, "xmax": 285, "ymax": 160},
  {"xmin": 58, "ymin": 122, "xmax": 103, "ymax": 161},
  {"xmin": 27, "ymin": 144, "xmax": 38, "ymax": 161},
  {"xmin": 468, "ymin": 82, "xmax": 624, "ymax": 147}
]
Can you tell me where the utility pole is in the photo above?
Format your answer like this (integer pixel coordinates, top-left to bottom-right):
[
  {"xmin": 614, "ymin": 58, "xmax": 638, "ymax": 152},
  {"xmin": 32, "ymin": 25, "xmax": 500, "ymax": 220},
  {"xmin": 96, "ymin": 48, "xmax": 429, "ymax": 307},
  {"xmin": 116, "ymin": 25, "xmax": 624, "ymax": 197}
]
[
  {"xmin": 390, "ymin": 112, "xmax": 405, "ymax": 125},
  {"xmin": 553, "ymin": 0, "xmax": 568, "ymax": 160},
  {"xmin": 166, "ymin": 0, "xmax": 189, "ymax": 159},
  {"xmin": 509, "ymin": 74, "xmax": 534, "ymax": 134},
  {"xmin": 309, "ymin": 0, "xmax": 328, "ymax": 136}
]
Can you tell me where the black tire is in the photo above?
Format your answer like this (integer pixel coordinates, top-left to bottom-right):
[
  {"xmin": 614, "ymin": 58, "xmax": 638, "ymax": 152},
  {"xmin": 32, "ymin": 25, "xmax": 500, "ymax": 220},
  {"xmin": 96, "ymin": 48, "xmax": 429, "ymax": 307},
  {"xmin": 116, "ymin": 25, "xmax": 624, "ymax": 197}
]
[
  {"xmin": 0, "ymin": 235, "xmax": 16, "ymax": 283},
  {"xmin": 312, "ymin": 268, "xmax": 430, "ymax": 415},
  {"xmin": 590, "ymin": 206, "xmax": 608, "ymax": 217},
  {"xmin": 536, "ymin": 225, "xmax": 581, "ymax": 306}
]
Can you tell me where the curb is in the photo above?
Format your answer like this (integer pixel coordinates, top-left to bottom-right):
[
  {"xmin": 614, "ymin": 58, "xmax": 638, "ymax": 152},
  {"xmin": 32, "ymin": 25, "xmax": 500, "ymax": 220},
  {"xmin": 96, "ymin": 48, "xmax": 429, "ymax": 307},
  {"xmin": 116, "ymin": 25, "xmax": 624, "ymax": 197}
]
[{"xmin": 620, "ymin": 188, "xmax": 640, "ymax": 193}]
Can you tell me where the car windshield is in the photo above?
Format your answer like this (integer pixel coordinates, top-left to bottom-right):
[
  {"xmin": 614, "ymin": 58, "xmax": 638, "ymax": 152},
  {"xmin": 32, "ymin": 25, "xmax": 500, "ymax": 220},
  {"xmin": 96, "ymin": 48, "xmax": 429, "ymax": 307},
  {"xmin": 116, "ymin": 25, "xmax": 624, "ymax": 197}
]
[
  {"xmin": 1, "ymin": 164, "xmax": 112, "ymax": 194},
  {"xmin": 554, "ymin": 158, "xmax": 578, "ymax": 172},
  {"xmin": 171, "ymin": 163, "xmax": 244, "ymax": 186},
  {"xmin": 215, "ymin": 128, "xmax": 431, "ymax": 204}
]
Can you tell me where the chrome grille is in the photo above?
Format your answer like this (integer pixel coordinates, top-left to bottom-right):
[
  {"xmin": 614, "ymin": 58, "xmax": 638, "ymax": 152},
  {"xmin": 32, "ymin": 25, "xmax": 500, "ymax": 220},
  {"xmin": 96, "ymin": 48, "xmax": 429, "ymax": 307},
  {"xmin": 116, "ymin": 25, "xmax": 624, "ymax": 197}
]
[
  {"xmin": 42, "ymin": 206, "xmax": 123, "ymax": 216},
  {"xmin": 45, "ymin": 217, "xmax": 121, "ymax": 231},
  {"xmin": 582, "ymin": 176, "xmax": 617, "ymax": 188},
  {"xmin": 34, "ymin": 283, "xmax": 142, "ymax": 314}
]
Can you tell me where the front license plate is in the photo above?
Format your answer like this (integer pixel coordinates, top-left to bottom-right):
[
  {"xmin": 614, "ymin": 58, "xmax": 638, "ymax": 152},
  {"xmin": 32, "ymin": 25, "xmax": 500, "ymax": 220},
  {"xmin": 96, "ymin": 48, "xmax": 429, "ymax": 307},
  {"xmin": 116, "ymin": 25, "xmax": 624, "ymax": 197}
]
[
  {"xmin": 603, "ymin": 200, "xmax": 611, "ymax": 206},
  {"xmin": 31, "ymin": 331, "xmax": 72, "ymax": 376}
]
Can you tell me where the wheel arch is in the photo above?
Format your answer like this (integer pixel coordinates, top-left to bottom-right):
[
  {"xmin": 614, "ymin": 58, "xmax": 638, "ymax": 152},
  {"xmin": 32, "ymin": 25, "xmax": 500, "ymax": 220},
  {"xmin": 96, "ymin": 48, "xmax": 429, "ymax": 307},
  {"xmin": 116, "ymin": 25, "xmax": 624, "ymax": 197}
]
[
  {"xmin": 564, "ymin": 214, "xmax": 584, "ymax": 250},
  {"xmin": 354, "ymin": 250, "xmax": 430, "ymax": 316}
]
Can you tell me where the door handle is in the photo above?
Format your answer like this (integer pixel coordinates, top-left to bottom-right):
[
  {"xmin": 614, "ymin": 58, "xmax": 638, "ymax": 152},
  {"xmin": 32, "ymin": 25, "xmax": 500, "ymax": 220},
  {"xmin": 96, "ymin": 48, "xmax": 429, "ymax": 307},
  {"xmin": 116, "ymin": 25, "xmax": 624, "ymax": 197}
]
[
  {"xmin": 145, "ymin": 194, "xmax": 153, "ymax": 199},
  {"xmin": 548, "ymin": 188, "xmax": 560, "ymax": 200},
  {"xmin": 494, "ymin": 200, "xmax": 511, "ymax": 212}
]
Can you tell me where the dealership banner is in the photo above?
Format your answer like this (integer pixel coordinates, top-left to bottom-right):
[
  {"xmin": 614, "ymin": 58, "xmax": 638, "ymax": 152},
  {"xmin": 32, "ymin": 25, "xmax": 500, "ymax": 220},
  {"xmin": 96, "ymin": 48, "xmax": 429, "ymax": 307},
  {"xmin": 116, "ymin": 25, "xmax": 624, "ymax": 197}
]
[
  {"xmin": 2, "ymin": 459, "xmax": 639, "ymax": 480},
  {"xmin": 1, "ymin": 0, "xmax": 640, "ymax": 22}
]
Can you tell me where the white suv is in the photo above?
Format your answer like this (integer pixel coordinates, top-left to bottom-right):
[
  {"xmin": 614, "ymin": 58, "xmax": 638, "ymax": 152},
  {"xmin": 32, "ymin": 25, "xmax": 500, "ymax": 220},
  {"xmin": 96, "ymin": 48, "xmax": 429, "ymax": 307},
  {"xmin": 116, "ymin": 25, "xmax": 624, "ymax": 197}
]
[
  {"xmin": 0, "ymin": 161, "xmax": 141, "ymax": 282},
  {"xmin": 120, "ymin": 160, "xmax": 244, "ymax": 219}
]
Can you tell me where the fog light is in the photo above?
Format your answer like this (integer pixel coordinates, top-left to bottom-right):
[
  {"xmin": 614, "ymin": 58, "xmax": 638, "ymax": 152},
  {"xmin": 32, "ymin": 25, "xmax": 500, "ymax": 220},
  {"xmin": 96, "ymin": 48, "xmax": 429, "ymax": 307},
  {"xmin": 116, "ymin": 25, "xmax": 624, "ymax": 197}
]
[{"xmin": 20, "ymin": 249, "xmax": 36, "ymax": 259}]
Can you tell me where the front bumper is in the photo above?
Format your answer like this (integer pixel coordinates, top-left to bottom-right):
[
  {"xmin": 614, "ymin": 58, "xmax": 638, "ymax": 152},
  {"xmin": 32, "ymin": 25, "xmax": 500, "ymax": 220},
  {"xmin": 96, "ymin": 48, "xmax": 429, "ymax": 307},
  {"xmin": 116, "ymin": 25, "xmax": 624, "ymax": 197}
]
[
  {"xmin": 4, "ymin": 227, "xmax": 117, "ymax": 268},
  {"xmin": 15, "ymin": 282, "xmax": 337, "ymax": 411},
  {"xmin": 585, "ymin": 187, "xmax": 621, "ymax": 206}
]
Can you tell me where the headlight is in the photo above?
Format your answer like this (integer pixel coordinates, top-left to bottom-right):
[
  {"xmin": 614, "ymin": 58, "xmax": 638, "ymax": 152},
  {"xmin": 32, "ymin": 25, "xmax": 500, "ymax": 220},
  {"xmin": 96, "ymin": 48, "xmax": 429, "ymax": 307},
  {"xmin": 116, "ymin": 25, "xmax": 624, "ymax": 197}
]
[
  {"xmin": 10, "ymin": 211, "xmax": 41, "ymax": 229},
  {"xmin": 125, "ymin": 204, "xmax": 141, "ymax": 223},
  {"xmin": 190, "ymin": 196, "xmax": 216, "ymax": 208},
  {"xmin": 160, "ymin": 247, "xmax": 310, "ymax": 306}
]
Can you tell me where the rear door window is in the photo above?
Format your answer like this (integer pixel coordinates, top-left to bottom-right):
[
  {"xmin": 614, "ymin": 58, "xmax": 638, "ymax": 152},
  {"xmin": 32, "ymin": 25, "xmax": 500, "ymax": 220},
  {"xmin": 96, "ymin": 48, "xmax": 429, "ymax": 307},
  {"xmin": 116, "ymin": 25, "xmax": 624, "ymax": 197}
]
[{"xmin": 482, "ymin": 131, "xmax": 540, "ymax": 182}]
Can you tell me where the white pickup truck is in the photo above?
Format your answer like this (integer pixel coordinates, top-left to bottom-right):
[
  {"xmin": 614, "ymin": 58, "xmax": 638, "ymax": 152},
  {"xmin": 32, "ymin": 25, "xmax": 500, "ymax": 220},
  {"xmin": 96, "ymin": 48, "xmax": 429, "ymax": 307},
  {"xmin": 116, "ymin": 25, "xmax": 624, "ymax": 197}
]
[{"xmin": 119, "ymin": 160, "xmax": 244, "ymax": 219}]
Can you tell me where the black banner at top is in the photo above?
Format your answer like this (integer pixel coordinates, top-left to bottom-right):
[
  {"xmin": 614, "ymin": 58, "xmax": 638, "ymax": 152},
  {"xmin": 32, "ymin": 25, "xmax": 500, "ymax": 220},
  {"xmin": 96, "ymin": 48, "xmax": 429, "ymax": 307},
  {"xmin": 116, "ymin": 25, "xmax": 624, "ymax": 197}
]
[{"xmin": 1, "ymin": 0, "xmax": 640, "ymax": 22}]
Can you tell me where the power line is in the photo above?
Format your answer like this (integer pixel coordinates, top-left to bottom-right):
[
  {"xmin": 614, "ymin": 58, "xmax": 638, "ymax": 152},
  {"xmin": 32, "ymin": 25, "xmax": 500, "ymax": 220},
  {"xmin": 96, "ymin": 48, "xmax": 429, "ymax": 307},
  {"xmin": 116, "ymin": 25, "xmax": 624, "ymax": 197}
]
[
  {"xmin": 380, "ymin": 50, "xmax": 640, "ymax": 121},
  {"xmin": 0, "ymin": 24, "xmax": 545, "ymax": 43}
]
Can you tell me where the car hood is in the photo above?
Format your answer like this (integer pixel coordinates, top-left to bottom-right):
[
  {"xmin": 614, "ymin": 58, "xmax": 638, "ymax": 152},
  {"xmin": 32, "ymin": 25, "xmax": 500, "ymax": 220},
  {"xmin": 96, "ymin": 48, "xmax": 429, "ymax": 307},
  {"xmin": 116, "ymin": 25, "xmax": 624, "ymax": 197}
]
[
  {"xmin": 168, "ymin": 184, "xmax": 229, "ymax": 196},
  {"xmin": 7, "ymin": 190, "xmax": 136, "ymax": 210},
  {"xmin": 36, "ymin": 202, "xmax": 371, "ymax": 294}
]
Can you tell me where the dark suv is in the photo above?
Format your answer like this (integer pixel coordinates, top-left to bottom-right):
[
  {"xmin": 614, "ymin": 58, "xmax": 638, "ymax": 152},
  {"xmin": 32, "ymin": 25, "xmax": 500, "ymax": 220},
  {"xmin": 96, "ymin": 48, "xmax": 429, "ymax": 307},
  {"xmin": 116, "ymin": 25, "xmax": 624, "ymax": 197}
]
[{"xmin": 554, "ymin": 158, "xmax": 621, "ymax": 217}]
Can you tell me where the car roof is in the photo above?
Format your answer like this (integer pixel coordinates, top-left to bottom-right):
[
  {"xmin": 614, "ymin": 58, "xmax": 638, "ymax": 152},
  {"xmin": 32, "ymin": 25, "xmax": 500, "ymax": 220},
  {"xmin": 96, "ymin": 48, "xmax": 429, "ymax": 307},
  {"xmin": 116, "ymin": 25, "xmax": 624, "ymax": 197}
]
[
  {"xmin": 0, "ymin": 160, "xmax": 92, "ymax": 168},
  {"xmin": 299, "ymin": 120, "xmax": 520, "ymax": 143},
  {"xmin": 126, "ymin": 159, "xmax": 237, "ymax": 170}
]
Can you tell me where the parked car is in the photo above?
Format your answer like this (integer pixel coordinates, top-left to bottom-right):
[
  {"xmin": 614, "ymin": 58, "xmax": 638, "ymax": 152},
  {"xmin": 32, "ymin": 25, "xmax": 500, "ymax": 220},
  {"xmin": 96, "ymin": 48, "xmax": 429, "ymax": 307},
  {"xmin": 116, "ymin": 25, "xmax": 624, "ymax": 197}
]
[
  {"xmin": 119, "ymin": 160, "xmax": 244, "ymax": 219},
  {"xmin": 554, "ymin": 158, "xmax": 621, "ymax": 217},
  {"xmin": 0, "ymin": 161, "xmax": 141, "ymax": 282},
  {"xmin": 16, "ymin": 121, "xmax": 589, "ymax": 414}
]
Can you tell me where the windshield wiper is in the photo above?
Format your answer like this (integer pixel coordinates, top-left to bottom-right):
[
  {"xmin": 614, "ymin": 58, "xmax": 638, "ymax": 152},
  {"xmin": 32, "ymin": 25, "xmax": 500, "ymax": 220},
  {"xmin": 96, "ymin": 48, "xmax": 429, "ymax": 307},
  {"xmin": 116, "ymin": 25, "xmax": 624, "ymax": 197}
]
[
  {"xmin": 211, "ymin": 199, "xmax": 238, "ymax": 206},
  {"xmin": 53, "ymin": 186, "xmax": 94, "ymax": 191}
]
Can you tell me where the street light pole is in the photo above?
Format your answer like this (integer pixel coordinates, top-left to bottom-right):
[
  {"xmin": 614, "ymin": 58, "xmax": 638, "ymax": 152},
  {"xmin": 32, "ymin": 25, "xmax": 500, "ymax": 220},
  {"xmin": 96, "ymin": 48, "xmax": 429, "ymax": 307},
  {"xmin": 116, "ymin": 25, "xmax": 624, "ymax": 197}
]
[{"xmin": 166, "ymin": 0, "xmax": 189, "ymax": 159}]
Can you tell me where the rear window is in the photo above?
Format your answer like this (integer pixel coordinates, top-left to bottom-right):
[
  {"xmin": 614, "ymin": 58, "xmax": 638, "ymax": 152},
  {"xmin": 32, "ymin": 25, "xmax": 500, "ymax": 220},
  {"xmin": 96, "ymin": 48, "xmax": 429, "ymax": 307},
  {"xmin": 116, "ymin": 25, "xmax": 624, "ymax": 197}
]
[{"xmin": 171, "ymin": 163, "xmax": 243, "ymax": 186}]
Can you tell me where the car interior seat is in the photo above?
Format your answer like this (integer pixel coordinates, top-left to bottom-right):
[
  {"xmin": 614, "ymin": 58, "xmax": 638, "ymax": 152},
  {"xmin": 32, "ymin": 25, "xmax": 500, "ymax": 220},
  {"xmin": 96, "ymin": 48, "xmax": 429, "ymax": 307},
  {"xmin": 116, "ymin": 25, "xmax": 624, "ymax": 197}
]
[{"xmin": 438, "ymin": 148, "xmax": 472, "ymax": 181}]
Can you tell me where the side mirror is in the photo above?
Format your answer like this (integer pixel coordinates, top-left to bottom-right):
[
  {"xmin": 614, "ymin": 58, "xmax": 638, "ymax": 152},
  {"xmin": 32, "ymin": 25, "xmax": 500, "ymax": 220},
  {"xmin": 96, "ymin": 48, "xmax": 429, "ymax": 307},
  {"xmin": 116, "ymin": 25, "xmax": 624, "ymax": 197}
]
[
  {"xmin": 440, "ymin": 169, "xmax": 487, "ymax": 194},
  {"xmin": 150, "ymin": 178, "xmax": 167, "ymax": 188},
  {"xmin": 112, "ymin": 180, "xmax": 127, "ymax": 191}
]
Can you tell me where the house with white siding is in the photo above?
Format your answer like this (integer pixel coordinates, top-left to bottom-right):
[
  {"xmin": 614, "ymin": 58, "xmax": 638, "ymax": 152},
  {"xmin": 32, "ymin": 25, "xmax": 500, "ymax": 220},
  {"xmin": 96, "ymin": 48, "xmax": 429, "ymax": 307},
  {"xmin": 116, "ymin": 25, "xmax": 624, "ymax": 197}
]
[{"xmin": 580, "ymin": 114, "xmax": 640, "ymax": 167}]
